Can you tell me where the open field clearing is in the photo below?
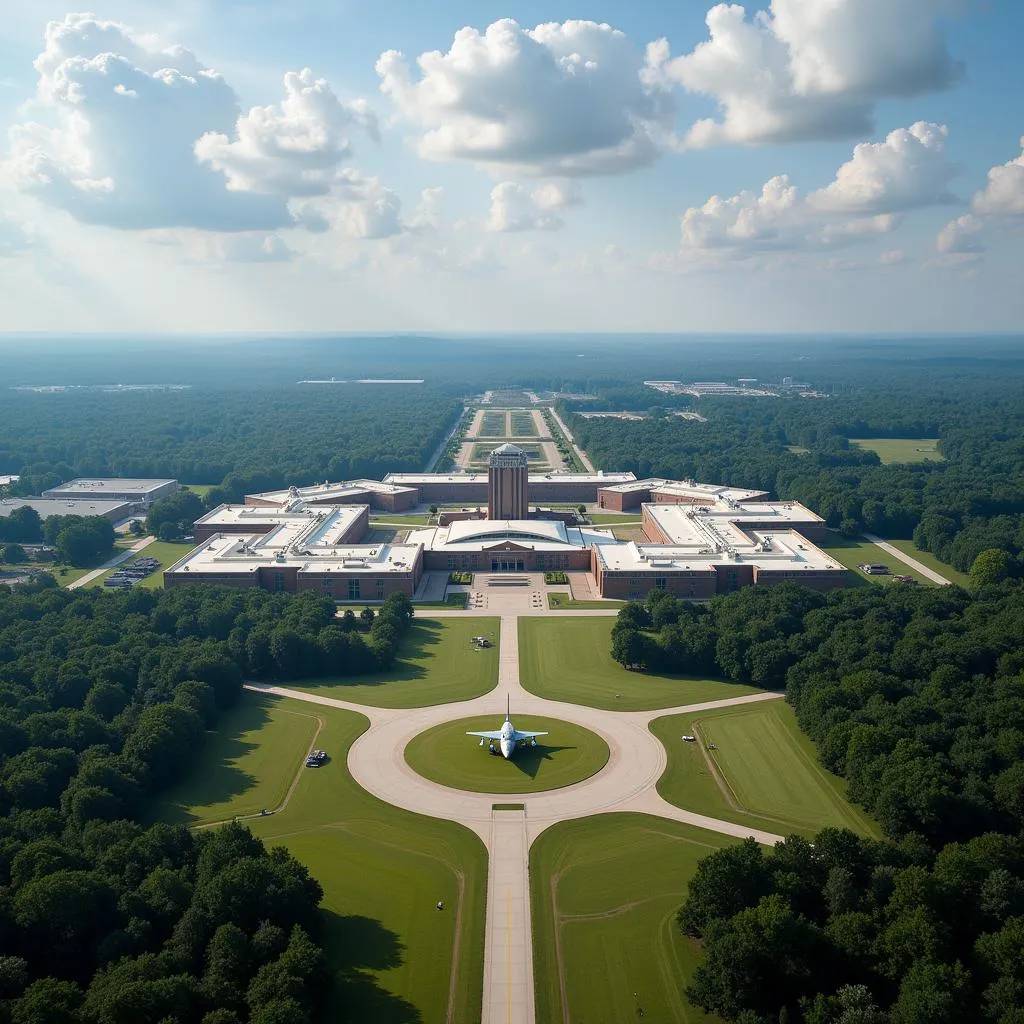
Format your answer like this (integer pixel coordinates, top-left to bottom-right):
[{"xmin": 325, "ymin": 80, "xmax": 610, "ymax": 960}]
[
  {"xmin": 405, "ymin": 715, "xmax": 609, "ymax": 794},
  {"xmin": 85, "ymin": 539, "xmax": 194, "ymax": 589},
  {"xmin": 818, "ymin": 533, "xmax": 930, "ymax": 586},
  {"xmin": 885, "ymin": 538, "xmax": 970, "ymax": 586},
  {"xmin": 158, "ymin": 694, "xmax": 486, "ymax": 1023},
  {"xmin": 295, "ymin": 617, "xmax": 499, "ymax": 707},
  {"xmin": 519, "ymin": 617, "xmax": 758, "ymax": 711},
  {"xmin": 510, "ymin": 411, "xmax": 538, "ymax": 436},
  {"xmin": 154, "ymin": 691, "xmax": 319, "ymax": 826},
  {"xmin": 850, "ymin": 438, "xmax": 944, "ymax": 463},
  {"xmin": 531, "ymin": 813, "xmax": 730, "ymax": 1024},
  {"xmin": 651, "ymin": 700, "xmax": 879, "ymax": 839}
]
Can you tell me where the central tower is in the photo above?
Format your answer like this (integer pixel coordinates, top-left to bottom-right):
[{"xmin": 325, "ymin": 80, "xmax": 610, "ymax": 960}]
[{"xmin": 487, "ymin": 443, "xmax": 529, "ymax": 520}]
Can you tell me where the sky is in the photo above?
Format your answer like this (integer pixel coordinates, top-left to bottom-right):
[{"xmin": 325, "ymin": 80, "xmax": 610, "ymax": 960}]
[{"xmin": 0, "ymin": 0, "xmax": 1022, "ymax": 334}]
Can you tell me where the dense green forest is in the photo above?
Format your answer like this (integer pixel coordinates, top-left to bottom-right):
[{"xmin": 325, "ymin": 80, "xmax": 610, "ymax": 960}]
[
  {"xmin": 566, "ymin": 371, "xmax": 1024, "ymax": 575},
  {"xmin": 1, "ymin": 389, "xmax": 460, "ymax": 494},
  {"xmin": 0, "ymin": 580, "xmax": 414, "ymax": 1021},
  {"xmin": 609, "ymin": 582, "xmax": 1024, "ymax": 1022}
]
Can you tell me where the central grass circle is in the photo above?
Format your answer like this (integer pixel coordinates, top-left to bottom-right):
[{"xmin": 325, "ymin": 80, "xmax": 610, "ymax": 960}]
[{"xmin": 405, "ymin": 715, "xmax": 609, "ymax": 794}]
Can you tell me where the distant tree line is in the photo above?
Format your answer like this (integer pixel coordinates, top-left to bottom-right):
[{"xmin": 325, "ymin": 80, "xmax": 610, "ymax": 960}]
[
  {"xmin": 0, "ymin": 579, "xmax": 416, "ymax": 1021},
  {"xmin": 1, "ymin": 389, "xmax": 461, "ymax": 496},
  {"xmin": 565, "ymin": 373, "xmax": 1024, "ymax": 578},
  {"xmin": 613, "ymin": 579, "xmax": 1024, "ymax": 1022}
]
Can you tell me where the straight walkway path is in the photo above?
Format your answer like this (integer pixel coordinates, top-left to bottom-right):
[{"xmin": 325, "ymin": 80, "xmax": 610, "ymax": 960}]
[
  {"xmin": 66, "ymin": 535, "xmax": 156, "ymax": 590},
  {"xmin": 486, "ymin": 810, "xmax": 534, "ymax": 1024},
  {"xmin": 548, "ymin": 408, "xmax": 595, "ymax": 472},
  {"xmin": 862, "ymin": 532, "xmax": 953, "ymax": 585}
]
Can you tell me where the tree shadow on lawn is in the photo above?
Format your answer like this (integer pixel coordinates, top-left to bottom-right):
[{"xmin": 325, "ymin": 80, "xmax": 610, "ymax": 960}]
[
  {"xmin": 508, "ymin": 743, "xmax": 576, "ymax": 780},
  {"xmin": 299, "ymin": 620, "xmax": 446, "ymax": 691},
  {"xmin": 322, "ymin": 912, "xmax": 423, "ymax": 1023},
  {"xmin": 153, "ymin": 696, "xmax": 274, "ymax": 825}
]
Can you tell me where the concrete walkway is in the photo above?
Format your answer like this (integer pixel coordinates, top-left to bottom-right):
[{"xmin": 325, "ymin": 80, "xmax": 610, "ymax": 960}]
[
  {"xmin": 862, "ymin": 533, "xmax": 953, "ymax": 585},
  {"xmin": 66, "ymin": 535, "xmax": 156, "ymax": 590},
  {"xmin": 548, "ymin": 407, "xmax": 595, "ymax": 472},
  {"xmin": 247, "ymin": 613, "xmax": 785, "ymax": 1024}
]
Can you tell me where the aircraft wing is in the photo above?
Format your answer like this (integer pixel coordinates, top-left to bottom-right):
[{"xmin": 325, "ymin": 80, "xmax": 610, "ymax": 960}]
[
  {"xmin": 466, "ymin": 730, "xmax": 504, "ymax": 740},
  {"xmin": 513, "ymin": 730, "xmax": 548, "ymax": 741}
]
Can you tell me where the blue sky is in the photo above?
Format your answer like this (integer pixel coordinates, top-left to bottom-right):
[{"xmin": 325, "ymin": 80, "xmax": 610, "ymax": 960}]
[{"xmin": 0, "ymin": 0, "xmax": 1022, "ymax": 333}]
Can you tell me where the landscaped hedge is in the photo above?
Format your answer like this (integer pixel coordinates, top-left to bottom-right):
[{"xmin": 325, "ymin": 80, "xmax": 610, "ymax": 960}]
[
  {"xmin": 544, "ymin": 572, "xmax": 569, "ymax": 584},
  {"xmin": 447, "ymin": 571, "xmax": 473, "ymax": 585}
]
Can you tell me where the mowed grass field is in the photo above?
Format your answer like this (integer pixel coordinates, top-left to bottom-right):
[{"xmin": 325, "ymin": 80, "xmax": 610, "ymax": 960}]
[
  {"xmin": 296, "ymin": 617, "xmax": 499, "ymax": 707},
  {"xmin": 155, "ymin": 693, "xmax": 319, "ymax": 826},
  {"xmin": 405, "ymin": 715, "xmax": 609, "ymax": 794},
  {"xmin": 531, "ymin": 813, "xmax": 731, "ymax": 1024},
  {"xmin": 818, "ymin": 533, "xmax": 929, "ymax": 586},
  {"xmin": 83, "ymin": 539, "xmax": 195, "ymax": 590},
  {"xmin": 886, "ymin": 538, "xmax": 970, "ymax": 586},
  {"xmin": 158, "ymin": 692, "xmax": 486, "ymax": 1024},
  {"xmin": 850, "ymin": 437, "xmax": 944, "ymax": 463},
  {"xmin": 651, "ymin": 700, "xmax": 878, "ymax": 839},
  {"xmin": 519, "ymin": 617, "xmax": 758, "ymax": 711}
]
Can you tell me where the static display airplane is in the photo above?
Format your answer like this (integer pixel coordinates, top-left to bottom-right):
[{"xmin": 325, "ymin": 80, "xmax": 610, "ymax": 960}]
[{"xmin": 467, "ymin": 697, "xmax": 547, "ymax": 759}]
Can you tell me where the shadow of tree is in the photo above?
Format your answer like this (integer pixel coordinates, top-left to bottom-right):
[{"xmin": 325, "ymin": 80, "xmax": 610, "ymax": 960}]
[
  {"xmin": 321, "ymin": 912, "xmax": 422, "ymax": 1024},
  {"xmin": 300, "ymin": 620, "xmax": 446, "ymax": 690},
  {"xmin": 151, "ymin": 695, "xmax": 274, "ymax": 824}
]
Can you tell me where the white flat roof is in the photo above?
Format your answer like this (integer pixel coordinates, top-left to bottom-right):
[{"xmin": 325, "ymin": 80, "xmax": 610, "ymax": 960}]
[
  {"xmin": 45, "ymin": 478, "xmax": 176, "ymax": 494},
  {"xmin": 646, "ymin": 501, "xmax": 823, "ymax": 547},
  {"xmin": 166, "ymin": 532, "xmax": 421, "ymax": 576},
  {"xmin": 407, "ymin": 519, "xmax": 616, "ymax": 553},
  {"xmin": 595, "ymin": 530, "xmax": 842, "ymax": 573},
  {"xmin": 196, "ymin": 504, "xmax": 367, "ymax": 544},
  {"xmin": 252, "ymin": 479, "xmax": 417, "ymax": 503},
  {"xmin": 598, "ymin": 478, "xmax": 766, "ymax": 501},
  {"xmin": 0, "ymin": 497, "xmax": 131, "ymax": 519},
  {"xmin": 384, "ymin": 472, "xmax": 636, "ymax": 485}
]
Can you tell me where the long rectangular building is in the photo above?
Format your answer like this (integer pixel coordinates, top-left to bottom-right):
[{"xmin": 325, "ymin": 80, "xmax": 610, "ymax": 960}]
[
  {"xmin": 165, "ymin": 504, "xmax": 421, "ymax": 598},
  {"xmin": 43, "ymin": 478, "xmax": 178, "ymax": 506}
]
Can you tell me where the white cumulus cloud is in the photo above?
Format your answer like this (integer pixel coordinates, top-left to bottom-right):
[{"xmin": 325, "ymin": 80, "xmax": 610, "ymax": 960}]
[
  {"xmin": 809, "ymin": 122, "xmax": 956, "ymax": 213},
  {"xmin": 936, "ymin": 214, "xmax": 984, "ymax": 254},
  {"xmin": 6, "ymin": 13, "xmax": 382, "ymax": 234},
  {"xmin": 195, "ymin": 68, "xmax": 378, "ymax": 197},
  {"xmin": 678, "ymin": 122, "xmax": 959, "ymax": 259},
  {"xmin": 377, "ymin": 19, "xmax": 674, "ymax": 176},
  {"xmin": 649, "ymin": 0, "xmax": 961, "ymax": 147},
  {"xmin": 487, "ymin": 180, "xmax": 581, "ymax": 232},
  {"xmin": 971, "ymin": 137, "xmax": 1024, "ymax": 217}
]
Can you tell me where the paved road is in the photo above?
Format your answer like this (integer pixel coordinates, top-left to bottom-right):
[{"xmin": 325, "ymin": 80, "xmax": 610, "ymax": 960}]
[
  {"xmin": 862, "ymin": 533, "xmax": 953, "ymax": 585},
  {"xmin": 66, "ymin": 535, "xmax": 156, "ymax": 590},
  {"xmin": 548, "ymin": 407, "xmax": 595, "ymax": 472},
  {"xmin": 247, "ymin": 614, "xmax": 785, "ymax": 1024}
]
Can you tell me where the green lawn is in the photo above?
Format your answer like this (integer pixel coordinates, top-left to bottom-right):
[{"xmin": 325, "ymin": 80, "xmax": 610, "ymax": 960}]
[
  {"xmin": 818, "ymin": 533, "xmax": 929, "ymax": 586},
  {"xmin": 84, "ymin": 539, "xmax": 195, "ymax": 589},
  {"xmin": 510, "ymin": 411, "xmax": 538, "ymax": 437},
  {"xmin": 295, "ymin": 617, "xmax": 499, "ymax": 707},
  {"xmin": 480, "ymin": 410, "xmax": 507, "ymax": 435},
  {"xmin": 885, "ymin": 539, "xmax": 970, "ymax": 587},
  {"xmin": 519, "ymin": 617, "xmax": 758, "ymax": 711},
  {"xmin": 369, "ymin": 515, "xmax": 432, "ymax": 526},
  {"xmin": 158, "ymin": 693, "xmax": 486, "ymax": 1023},
  {"xmin": 587, "ymin": 513, "xmax": 643, "ymax": 524},
  {"xmin": 153, "ymin": 692, "xmax": 319, "ymax": 826},
  {"xmin": 532, "ymin": 813, "xmax": 731, "ymax": 1024},
  {"xmin": 181, "ymin": 482, "xmax": 219, "ymax": 497},
  {"xmin": 546, "ymin": 593, "xmax": 625, "ymax": 610},
  {"xmin": 405, "ymin": 716, "xmax": 608, "ymax": 794},
  {"xmin": 651, "ymin": 701, "xmax": 879, "ymax": 839},
  {"xmin": 850, "ymin": 438, "xmax": 944, "ymax": 464}
]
